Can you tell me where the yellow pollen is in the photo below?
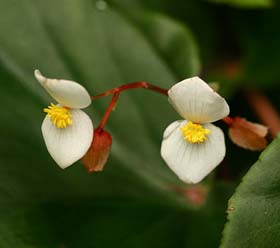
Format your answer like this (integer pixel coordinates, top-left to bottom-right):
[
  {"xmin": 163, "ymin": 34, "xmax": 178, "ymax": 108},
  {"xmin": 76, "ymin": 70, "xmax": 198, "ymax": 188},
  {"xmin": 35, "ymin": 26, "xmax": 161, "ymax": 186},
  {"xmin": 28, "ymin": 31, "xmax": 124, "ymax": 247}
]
[
  {"xmin": 180, "ymin": 121, "xmax": 210, "ymax": 144},
  {"xmin": 44, "ymin": 103, "xmax": 73, "ymax": 129}
]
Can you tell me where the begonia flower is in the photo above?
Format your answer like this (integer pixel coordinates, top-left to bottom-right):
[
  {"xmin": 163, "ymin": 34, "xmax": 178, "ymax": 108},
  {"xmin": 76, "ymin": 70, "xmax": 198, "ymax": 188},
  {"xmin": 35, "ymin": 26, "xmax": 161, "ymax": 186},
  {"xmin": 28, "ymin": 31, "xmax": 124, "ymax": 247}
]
[
  {"xmin": 35, "ymin": 70, "xmax": 93, "ymax": 169},
  {"xmin": 161, "ymin": 77, "xmax": 230, "ymax": 184}
]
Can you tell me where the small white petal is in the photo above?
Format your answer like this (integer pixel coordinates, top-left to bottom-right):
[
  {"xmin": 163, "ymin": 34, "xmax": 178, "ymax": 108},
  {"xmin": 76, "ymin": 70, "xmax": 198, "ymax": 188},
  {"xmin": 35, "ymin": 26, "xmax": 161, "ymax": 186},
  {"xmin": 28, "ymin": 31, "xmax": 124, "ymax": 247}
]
[
  {"xmin": 42, "ymin": 109, "xmax": 94, "ymax": 169},
  {"xmin": 168, "ymin": 77, "xmax": 229, "ymax": 123},
  {"xmin": 35, "ymin": 69, "xmax": 91, "ymax": 109},
  {"xmin": 161, "ymin": 120, "xmax": 225, "ymax": 184}
]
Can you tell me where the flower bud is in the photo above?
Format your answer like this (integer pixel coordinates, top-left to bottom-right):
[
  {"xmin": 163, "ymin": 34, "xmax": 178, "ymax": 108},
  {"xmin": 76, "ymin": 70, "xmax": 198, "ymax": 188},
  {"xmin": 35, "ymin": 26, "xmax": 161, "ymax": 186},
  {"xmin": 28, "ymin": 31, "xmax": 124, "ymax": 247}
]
[
  {"xmin": 228, "ymin": 117, "xmax": 268, "ymax": 151},
  {"xmin": 173, "ymin": 185, "xmax": 208, "ymax": 207},
  {"xmin": 82, "ymin": 128, "xmax": 112, "ymax": 173}
]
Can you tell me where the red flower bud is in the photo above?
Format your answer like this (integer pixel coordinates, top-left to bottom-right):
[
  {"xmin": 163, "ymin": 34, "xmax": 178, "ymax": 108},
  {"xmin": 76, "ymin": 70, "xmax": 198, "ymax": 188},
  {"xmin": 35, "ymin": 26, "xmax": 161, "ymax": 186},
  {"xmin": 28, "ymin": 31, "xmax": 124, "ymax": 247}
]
[
  {"xmin": 173, "ymin": 185, "xmax": 208, "ymax": 207},
  {"xmin": 184, "ymin": 185, "xmax": 208, "ymax": 206},
  {"xmin": 82, "ymin": 128, "xmax": 112, "ymax": 173},
  {"xmin": 228, "ymin": 117, "xmax": 268, "ymax": 151}
]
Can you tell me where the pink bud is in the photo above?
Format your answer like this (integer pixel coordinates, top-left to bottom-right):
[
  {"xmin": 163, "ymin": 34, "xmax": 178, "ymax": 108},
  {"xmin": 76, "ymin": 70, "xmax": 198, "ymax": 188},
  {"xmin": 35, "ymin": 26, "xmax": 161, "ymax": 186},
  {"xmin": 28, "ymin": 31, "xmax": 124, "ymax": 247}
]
[
  {"xmin": 82, "ymin": 128, "xmax": 112, "ymax": 173},
  {"xmin": 228, "ymin": 117, "xmax": 268, "ymax": 151},
  {"xmin": 184, "ymin": 185, "xmax": 208, "ymax": 206},
  {"xmin": 172, "ymin": 185, "xmax": 208, "ymax": 207}
]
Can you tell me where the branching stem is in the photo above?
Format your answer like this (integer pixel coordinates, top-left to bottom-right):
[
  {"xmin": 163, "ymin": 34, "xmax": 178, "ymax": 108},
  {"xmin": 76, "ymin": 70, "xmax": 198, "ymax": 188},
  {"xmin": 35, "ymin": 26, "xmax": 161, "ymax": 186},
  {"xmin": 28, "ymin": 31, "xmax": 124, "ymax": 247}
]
[
  {"xmin": 92, "ymin": 81, "xmax": 168, "ymax": 100},
  {"xmin": 94, "ymin": 82, "xmax": 168, "ymax": 129}
]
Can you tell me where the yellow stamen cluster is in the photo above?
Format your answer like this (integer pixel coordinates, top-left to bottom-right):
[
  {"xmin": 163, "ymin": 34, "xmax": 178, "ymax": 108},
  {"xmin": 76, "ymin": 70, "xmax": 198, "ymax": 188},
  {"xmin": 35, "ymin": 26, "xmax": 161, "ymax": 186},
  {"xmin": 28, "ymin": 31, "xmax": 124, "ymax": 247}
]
[
  {"xmin": 180, "ymin": 121, "xmax": 210, "ymax": 144},
  {"xmin": 44, "ymin": 103, "xmax": 73, "ymax": 128}
]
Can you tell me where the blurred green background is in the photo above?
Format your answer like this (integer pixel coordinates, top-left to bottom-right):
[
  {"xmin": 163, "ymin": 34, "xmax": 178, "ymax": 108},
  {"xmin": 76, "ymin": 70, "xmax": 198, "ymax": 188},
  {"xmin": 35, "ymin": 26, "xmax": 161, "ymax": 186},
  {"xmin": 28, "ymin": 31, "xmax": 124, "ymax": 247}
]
[{"xmin": 1, "ymin": 0, "xmax": 280, "ymax": 247}]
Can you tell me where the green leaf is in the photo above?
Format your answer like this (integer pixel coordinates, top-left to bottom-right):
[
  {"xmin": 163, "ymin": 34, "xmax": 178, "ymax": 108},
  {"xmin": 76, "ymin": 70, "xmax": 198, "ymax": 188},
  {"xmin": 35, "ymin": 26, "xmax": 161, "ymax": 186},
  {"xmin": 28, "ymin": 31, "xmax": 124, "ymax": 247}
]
[
  {"xmin": 207, "ymin": 0, "xmax": 273, "ymax": 8},
  {"xmin": 108, "ymin": 0, "xmax": 220, "ymax": 64},
  {"xmin": 121, "ymin": 11, "xmax": 200, "ymax": 79},
  {"xmin": 221, "ymin": 135, "xmax": 280, "ymax": 247},
  {"xmin": 0, "ymin": 184, "xmax": 233, "ymax": 248},
  {"xmin": 0, "ymin": 0, "xmax": 233, "ymax": 247}
]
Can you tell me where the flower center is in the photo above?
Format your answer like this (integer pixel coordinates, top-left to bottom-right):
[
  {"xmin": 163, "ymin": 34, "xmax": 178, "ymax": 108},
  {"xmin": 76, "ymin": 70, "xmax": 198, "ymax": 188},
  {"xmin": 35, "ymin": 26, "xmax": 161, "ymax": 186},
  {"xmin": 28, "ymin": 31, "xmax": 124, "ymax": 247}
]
[
  {"xmin": 180, "ymin": 121, "xmax": 210, "ymax": 144},
  {"xmin": 44, "ymin": 103, "xmax": 73, "ymax": 128}
]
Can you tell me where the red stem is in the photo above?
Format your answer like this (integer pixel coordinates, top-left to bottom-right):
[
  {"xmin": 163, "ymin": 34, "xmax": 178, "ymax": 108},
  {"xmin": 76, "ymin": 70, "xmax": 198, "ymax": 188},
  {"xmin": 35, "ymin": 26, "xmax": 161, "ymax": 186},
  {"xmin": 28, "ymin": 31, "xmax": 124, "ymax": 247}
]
[
  {"xmin": 98, "ymin": 92, "xmax": 120, "ymax": 129},
  {"xmin": 93, "ymin": 82, "xmax": 168, "ymax": 129},
  {"xmin": 92, "ymin": 81, "xmax": 168, "ymax": 100},
  {"xmin": 246, "ymin": 90, "xmax": 280, "ymax": 138}
]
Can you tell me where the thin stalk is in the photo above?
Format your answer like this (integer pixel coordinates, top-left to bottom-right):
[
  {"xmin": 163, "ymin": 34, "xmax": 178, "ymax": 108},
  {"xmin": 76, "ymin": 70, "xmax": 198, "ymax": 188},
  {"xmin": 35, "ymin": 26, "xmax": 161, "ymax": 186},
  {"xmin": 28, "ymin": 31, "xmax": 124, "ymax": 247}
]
[
  {"xmin": 98, "ymin": 92, "xmax": 120, "ymax": 129},
  {"xmin": 92, "ymin": 81, "xmax": 168, "ymax": 100}
]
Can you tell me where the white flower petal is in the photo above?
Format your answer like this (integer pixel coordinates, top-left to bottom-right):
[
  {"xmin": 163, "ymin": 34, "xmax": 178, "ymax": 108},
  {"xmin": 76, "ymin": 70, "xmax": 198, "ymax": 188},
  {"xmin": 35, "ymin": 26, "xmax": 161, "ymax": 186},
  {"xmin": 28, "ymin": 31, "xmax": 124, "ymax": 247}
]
[
  {"xmin": 168, "ymin": 77, "xmax": 229, "ymax": 123},
  {"xmin": 35, "ymin": 69, "xmax": 91, "ymax": 109},
  {"xmin": 42, "ymin": 109, "xmax": 94, "ymax": 169},
  {"xmin": 161, "ymin": 120, "xmax": 225, "ymax": 184}
]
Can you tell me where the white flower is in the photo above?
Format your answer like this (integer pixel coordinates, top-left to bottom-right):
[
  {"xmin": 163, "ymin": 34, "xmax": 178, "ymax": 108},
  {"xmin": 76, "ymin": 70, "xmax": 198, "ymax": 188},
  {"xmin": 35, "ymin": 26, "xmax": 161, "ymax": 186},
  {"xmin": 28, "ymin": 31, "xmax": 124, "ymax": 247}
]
[
  {"xmin": 34, "ymin": 70, "xmax": 94, "ymax": 169},
  {"xmin": 161, "ymin": 77, "xmax": 230, "ymax": 184}
]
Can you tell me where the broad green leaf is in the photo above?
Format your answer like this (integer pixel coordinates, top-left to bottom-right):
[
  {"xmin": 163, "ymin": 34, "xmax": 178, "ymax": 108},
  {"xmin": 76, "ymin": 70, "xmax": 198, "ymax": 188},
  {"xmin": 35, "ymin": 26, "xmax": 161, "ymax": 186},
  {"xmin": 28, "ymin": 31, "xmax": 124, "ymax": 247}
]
[
  {"xmin": 108, "ymin": 0, "xmax": 219, "ymax": 64},
  {"xmin": 0, "ymin": 183, "xmax": 233, "ymax": 248},
  {"xmin": 221, "ymin": 135, "xmax": 280, "ymax": 247},
  {"xmin": 127, "ymin": 12, "xmax": 200, "ymax": 79},
  {"xmin": 0, "ymin": 0, "xmax": 233, "ymax": 247},
  {"xmin": 207, "ymin": 0, "xmax": 273, "ymax": 8},
  {"xmin": 107, "ymin": 0, "xmax": 244, "ymax": 96}
]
